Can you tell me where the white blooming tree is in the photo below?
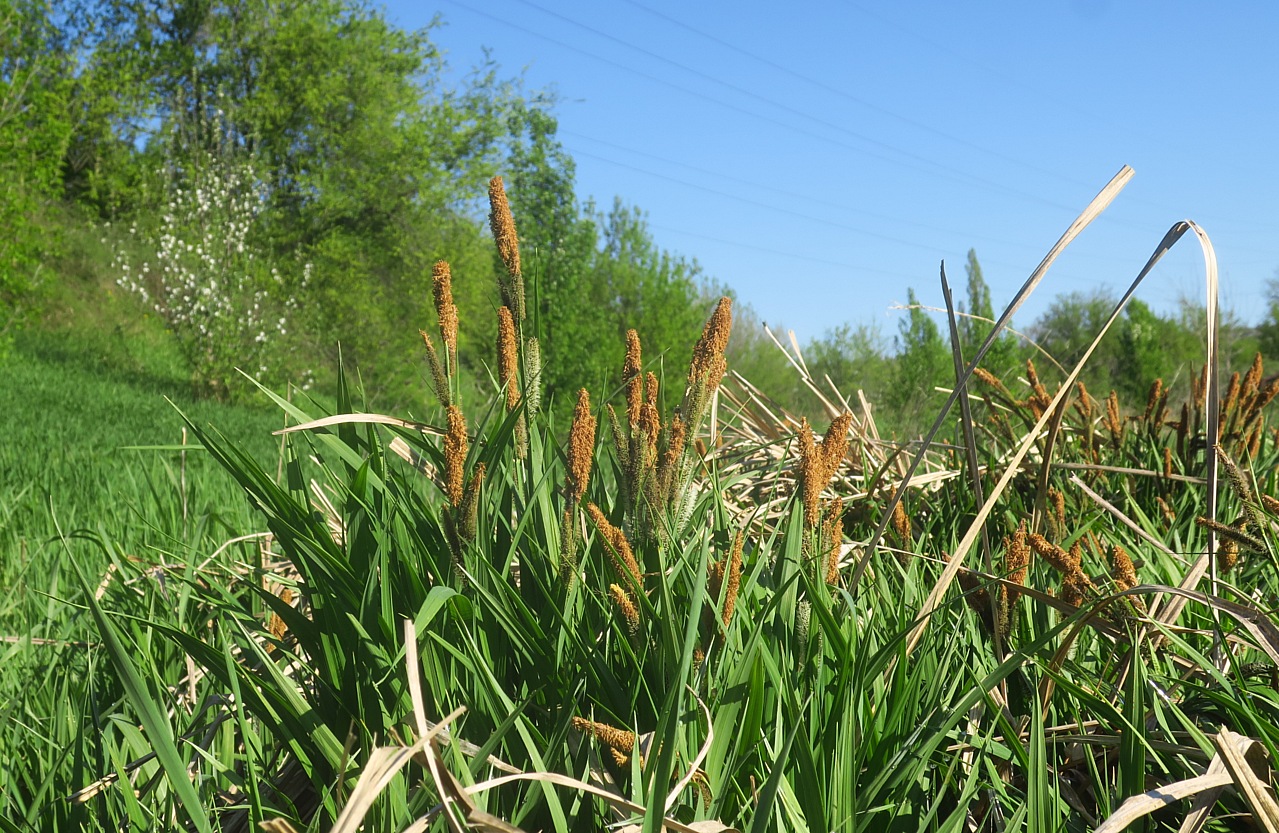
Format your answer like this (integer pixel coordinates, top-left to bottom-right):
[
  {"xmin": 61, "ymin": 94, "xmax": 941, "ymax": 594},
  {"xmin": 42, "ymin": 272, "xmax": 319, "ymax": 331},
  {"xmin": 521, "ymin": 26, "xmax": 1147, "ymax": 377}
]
[{"xmin": 116, "ymin": 126, "xmax": 309, "ymax": 398}]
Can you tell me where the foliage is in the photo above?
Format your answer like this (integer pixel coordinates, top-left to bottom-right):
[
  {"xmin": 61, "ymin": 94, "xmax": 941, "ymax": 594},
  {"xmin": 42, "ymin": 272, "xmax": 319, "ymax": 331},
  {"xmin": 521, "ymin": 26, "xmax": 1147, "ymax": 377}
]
[
  {"xmin": 0, "ymin": 0, "xmax": 73, "ymax": 348},
  {"xmin": 890, "ymin": 287, "xmax": 952, "ymax": 429},
  {"xmin": 7, "ymin": 173, "xmax": 1279, "ymax": 830},
  {"xmin": 961, "ymin": 248, "xmax": 1019, "ymax": 378}
]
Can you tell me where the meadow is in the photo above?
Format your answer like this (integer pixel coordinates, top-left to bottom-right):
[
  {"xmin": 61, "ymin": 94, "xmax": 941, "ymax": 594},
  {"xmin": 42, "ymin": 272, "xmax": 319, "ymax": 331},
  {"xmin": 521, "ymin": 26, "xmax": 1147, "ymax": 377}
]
[{"xmin": 3, "ymin": 172, "xmax": 1279, "ymax": 833}]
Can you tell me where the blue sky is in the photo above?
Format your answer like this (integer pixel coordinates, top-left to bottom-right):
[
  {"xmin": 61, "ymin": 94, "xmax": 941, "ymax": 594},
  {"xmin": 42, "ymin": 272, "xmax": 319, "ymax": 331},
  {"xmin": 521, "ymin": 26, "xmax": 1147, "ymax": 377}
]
[{"xmin": 383, "ymin": 0, "xmax": 1278, "ymax": 345}]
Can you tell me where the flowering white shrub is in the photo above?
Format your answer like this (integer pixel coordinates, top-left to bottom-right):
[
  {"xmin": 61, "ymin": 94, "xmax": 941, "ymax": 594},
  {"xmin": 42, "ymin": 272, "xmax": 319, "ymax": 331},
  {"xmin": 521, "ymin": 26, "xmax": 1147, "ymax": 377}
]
[{"xmin": 115, "ymin": 139, "xmax": 310, "ymax": 397}]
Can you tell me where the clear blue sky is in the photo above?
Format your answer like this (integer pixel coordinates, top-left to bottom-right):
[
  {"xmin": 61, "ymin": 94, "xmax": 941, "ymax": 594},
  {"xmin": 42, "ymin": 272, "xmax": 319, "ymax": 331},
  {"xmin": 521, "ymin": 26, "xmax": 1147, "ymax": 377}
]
[{"xmin": 383, "ymin": 0, "xmax": 1279, "ymax": 345}]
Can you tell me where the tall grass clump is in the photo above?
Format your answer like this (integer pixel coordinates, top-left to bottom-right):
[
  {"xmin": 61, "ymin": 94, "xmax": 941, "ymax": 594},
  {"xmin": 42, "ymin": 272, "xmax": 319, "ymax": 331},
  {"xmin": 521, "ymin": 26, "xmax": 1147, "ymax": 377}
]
[{"xmin": 27, "ymin": 169, "xmax": 1279, "ymax": 832}]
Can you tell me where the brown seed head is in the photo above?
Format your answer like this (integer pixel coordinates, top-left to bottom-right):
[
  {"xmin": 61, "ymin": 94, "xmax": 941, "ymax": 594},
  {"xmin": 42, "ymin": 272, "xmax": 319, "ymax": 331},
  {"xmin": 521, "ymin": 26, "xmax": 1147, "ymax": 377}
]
[
  {"xmin": 688, "ymin": 297, "xmax": 732, "ymax": 391},
  {"xmin": 431, "ymin": 261, "xmax": 458, "ymax": 360},
  {"xmin": 1156, "ymin": 496, "xmax": 1176, "ymax": 523},
  {"xmin": 609, "ymin": 583, "xmax": 641, "ymax": 636},
  {"xmin": 1047, "ymin": 486, "xmax": 1066, "ymax": 530},
  {"xmin": 1220, "ymin": 539, "xmax": 1240, "ymax": 571},
  {"xmin": 890, "ymin": 498, "xmax": 912, "ymax": 547},
  {"xmin": 570, "ymin": 716, "xmax": 636, "ymax": 753},
  {"xmin": 1254, "ymin": 376, "xmax": 1279, "ymax": 413},
  {"xmin": 973, "ymin": 366, "xmax": 1004, "ymax": 390},
  {"xmin": 1061, "ymin": 570, "xmax": 1089, "ymax": 608},
  {"xmin": 1029, "ymin": 533, "xmax": 1074, "ymax": 575},
  {"xmin": 1163, "ymin": 447, "xmax": 1173, "ymax": 480},
  {"xmin": 444, "ymin": 405, "xmax": 468, "ymax": 506},
  {"xmin": 488, "ymin": 176, "xmax": 521, "ymax": 280},
  {"xmin": 1223, "ymin": 371, "xmax": 1241, "ymax": 416},
  {"xmin": 823, "ymin": 499, "xmax": 844, "ymax": 586},
  {"xmin": 1076, "ymin": 381, "xmax": 1093, "ymax": 419},
  {"xmin": 1005, "ymin": 520, "xmax": 1030, "ymax": 602},
  {"xmin": 821, "ymin": 412, "xmax": 853, "ymax": 478},
  {"xmin": 1244, "ymin": 353, "xmax": 1264, "ymax": 395},
  {"xmin": 1110, "ymin": 545, "xmax": 1138, "ymax": 591},
  {"xmin": 587, "ymin": 503, "xmax": 642, "ymax": 587},
  {"xmin": 497, "ymin": 305, "xmax": 519, "ymax": 410},
  {"xmin": 1142, "ymin": 379, "xmax": 1163, "ymax": 423},
  {"xmin": 624, "ymin": 329, "xmax": 643, "ymax": 426},
  {"xmin": 566, "ymin": 389, "xmax": 596, "ymax": 502},
  {"xmin": 723, "ymin": 528, "xmax": 744, "ymax": 627},
  {"xmin": 1262, "ymin": 494, "xmax": 1279, "ymax": 516},
  {"xmin": 1216, "ymin": 444, "xmax": 1257, "ymax": 521},
  {"xmin": 1106, "ymin": 390, "xmax": 1123, "ymax": 448},
  {"xmin": 420, "ymin": 329, "xmax": 450, "ymax": 407}
]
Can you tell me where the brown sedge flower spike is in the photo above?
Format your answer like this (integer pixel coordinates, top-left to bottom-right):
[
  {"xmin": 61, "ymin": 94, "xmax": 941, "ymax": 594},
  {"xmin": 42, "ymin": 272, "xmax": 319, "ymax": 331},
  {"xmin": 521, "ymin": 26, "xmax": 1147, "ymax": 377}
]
[
  {"xmin": 587, "ymin": 503, "xmax": 642, "ymax": 589},
  {"xmin": 432, "ymin": 260, "xmax": 458, "ymax": 370},
  {"xmin": 565, "ymin": 389, "xmax": 596, "ymax": 503},
  {"xmin": 497, "ymin": 305, "xmax": 519, "ymax": 410},
  {"xmin": 444, "ymin": 405, "xmax": 468, "ymax": 507}
]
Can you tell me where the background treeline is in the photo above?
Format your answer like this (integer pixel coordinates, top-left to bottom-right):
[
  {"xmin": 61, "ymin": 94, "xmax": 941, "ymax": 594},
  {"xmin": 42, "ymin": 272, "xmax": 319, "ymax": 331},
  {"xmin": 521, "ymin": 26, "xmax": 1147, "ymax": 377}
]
[{"xmin": 3, "ymin": 0, "xmax": 1279, "ymax": 432}]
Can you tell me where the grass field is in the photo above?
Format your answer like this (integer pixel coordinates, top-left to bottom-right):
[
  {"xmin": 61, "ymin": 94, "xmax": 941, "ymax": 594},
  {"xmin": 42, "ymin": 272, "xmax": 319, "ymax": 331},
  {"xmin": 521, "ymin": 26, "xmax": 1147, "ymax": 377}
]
[{"xmin": 3, "ymin": 175, "xmax": 1279, "ymax": 832}]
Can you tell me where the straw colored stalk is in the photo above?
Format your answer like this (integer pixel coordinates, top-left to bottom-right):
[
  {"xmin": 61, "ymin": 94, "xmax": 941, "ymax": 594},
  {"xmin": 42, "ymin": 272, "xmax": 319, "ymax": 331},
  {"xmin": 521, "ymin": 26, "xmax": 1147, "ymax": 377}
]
[
  {"xmin": 432, "ymin": 260, "xmax": 458, "ymax": 372},
  {"xmin": 497, "ymin": 305, "xmax": 520, "ymax": 411},
  {"xmin": 487, "ymin": 175, "xmax": 525, "ymax": 322},
  {"xmin": 444, "ymin": 405, "xmax": 468, "ymax": 507},
  {"xmin": 587, "ymin": 503, "xmax": 642, "ymax": 588}
]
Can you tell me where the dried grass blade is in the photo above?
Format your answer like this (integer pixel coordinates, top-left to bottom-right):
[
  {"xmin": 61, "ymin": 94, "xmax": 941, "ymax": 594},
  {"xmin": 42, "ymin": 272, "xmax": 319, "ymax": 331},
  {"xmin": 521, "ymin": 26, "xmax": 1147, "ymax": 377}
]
[
  {"xmin": 899, "ymin": 216, "xmax": 1218, "ymax": 658},
  {"xmin": 275, "ymin": 412, "xmax": 441, "ymax": 436},
  {"xmin": 329, "ymin": 706, "xmax": 465, "ymax": 833},
  {"xmin": 664, "ymin": 688, "xmax": 713, "ymax": 812},
  {"xmin": 1177, "ymin": 753, "xmax": 1230, "ymax": 833},
  {"xmin": 852, "ymin": 165, "xmax": 1134, "ymax": 590},
  {"xmin": 1093, "ymin": 771, "xmax": 1233, "ymax": 832},
  {"xmin": 1215, "ymin": 729, "xmax": 1279, "ymax": 832}
]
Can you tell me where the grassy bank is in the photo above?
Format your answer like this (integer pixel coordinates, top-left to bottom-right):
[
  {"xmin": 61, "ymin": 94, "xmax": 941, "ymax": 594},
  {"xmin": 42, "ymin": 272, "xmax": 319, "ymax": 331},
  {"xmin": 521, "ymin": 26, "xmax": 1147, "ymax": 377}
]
[{"xmin": 3, "ymin": 179, "xmax": 1279, "ymax": 832}]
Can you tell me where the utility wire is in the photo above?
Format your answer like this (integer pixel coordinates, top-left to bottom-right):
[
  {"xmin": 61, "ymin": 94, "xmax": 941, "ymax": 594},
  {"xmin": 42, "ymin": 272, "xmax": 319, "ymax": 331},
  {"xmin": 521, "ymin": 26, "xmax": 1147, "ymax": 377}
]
[
  {"xmin": 507, "ymin": 0, "xmax": 1086, "ymax": 211},
  {"xmin": 619, "ymin": 0, "xmax": 1096, "ymax": 190},
  {"xmin": 444, "ymin": 0, "xmax": 1087, "ymax": 213}
]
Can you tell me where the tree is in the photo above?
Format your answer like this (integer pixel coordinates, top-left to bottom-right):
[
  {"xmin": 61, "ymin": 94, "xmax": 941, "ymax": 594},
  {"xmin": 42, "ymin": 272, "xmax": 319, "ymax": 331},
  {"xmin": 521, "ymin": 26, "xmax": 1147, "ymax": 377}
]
[
  {"xmin": 890, "ymin": 288, "xmax": 951, "ymax": 431},
  {"xmin": 959, "ymin": 249, "xmax": 1019, "ymax": 379},
  {"xmin": 1254, "ymin": 275, "xmax": 1279, "ymax": 365},
  {"xmin": 0, "ymin": 0, "xmax": 73, "ymax": 348}
]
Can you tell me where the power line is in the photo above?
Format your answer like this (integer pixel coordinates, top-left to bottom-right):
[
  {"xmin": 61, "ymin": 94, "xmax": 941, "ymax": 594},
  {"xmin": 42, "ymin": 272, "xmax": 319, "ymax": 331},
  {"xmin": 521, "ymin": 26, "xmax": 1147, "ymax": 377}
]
[
  {"xmin": 453, "ymin": 0, "xmax": 1087, "ymax": 213},
  {"xmin": 618, "ymin": 0, "xmax": 1096, "ymax": 191},
  {"xmin": 564, "ymin": 129, "xmax": 1130, "ymax": 263}
]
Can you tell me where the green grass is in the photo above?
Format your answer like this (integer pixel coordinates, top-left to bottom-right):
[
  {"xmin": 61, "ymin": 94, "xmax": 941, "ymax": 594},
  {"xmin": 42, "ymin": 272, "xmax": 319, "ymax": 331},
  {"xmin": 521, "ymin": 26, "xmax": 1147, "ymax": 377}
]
[{"xmin": 5, "ymin": 187, "xmax": 1279, "ymax": 832}]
